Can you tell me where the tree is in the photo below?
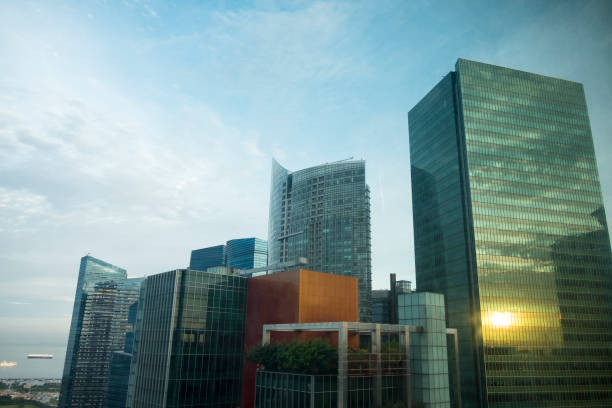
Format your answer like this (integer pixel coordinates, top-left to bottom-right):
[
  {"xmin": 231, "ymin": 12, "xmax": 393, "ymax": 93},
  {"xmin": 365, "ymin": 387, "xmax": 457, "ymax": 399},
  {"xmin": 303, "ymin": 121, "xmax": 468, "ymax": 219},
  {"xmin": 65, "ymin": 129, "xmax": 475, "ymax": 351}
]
[{"xmin": 247, "ymin": 339, "xmax": 338, "ymax": 375}]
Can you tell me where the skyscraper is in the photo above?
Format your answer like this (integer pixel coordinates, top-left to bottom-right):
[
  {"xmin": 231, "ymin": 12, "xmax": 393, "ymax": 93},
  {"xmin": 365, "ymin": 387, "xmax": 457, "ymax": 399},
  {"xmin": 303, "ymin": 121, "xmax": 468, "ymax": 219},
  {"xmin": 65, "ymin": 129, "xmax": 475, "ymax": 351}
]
[
  {"xmin": 189, "ymin": 238, "xmax": 268, "ymax": 271},
  {"xmin": 128, "ymin": 269, "xmax": 247, "ymax": 408},
  {"xmin": 268, "ymin": 159, "xmax": 372, "ymax": 321},
  {"xmin": 409, "ymin": 58, "xmax": 612, "ymax": 407},
  {"xmin": 59, "ymin": 256, "xmax": 142, "ymax": 408},
  {"xmin": 226, "ymin": 237, "xmax": 267, "ymax": 269},
  {"xmin": 189, "ymin": 244, "xmax": 226, "ymax": 271}
]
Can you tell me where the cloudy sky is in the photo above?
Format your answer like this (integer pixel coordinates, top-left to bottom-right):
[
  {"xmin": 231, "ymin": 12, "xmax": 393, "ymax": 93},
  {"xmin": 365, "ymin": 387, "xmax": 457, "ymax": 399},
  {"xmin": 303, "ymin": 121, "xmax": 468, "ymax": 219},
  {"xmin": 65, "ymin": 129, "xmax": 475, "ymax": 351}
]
[{"xmin": 1, "ymin": 0, "xmax": 611, "ymax": 364}]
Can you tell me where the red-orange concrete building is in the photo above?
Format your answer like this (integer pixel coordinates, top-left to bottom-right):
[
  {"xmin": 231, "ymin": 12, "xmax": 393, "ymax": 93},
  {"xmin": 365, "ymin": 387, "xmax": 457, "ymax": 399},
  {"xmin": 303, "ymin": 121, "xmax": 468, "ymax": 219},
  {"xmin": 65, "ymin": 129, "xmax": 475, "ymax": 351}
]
[{"xmin": 241, "ymin": 269, "xmax": 358, "ymax": 408}]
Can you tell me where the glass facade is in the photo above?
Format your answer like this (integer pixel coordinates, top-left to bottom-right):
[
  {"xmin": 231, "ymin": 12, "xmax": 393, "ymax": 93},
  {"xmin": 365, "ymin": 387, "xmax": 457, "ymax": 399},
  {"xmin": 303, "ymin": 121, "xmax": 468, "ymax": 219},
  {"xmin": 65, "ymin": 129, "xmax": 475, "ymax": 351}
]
[
  {"xmin": 59, "ymin": 256, "xmax": 141, "ymax": 408},
  {"xmin": 190, "ymin": 238, "xmax": 268, "ymax": 272},
  {"xmin": 396, "ymin": 280, "xmax": 412, "ymax": 294},
  {"xmin": 255, "ymin": 370, "xmax": 408, "ymax": 408},
  {"xmin": 409, "ymin": 59, "xmax": 612, "ymax": 407},
  {"xmin": 104, "ymin": 351, "xmax": 132, "ymax": 408},
  {"xmin": 189, "ymin": 245, "xmax": 226, "ymax": 271},
  {"xmin": 268, "ymin": 159, "xmax": 372, "ymax": 321},
  {"xmin": 398, "ymin": 292, "xmax": 452, "ymax": 407},
  {"xmin": 226, "ymin": 238, "xmax": 268, "ymax": 269},
  {"xmin": 371, "ymin": 290, "xmax": 391, "ymax": 324},
  {"xmin": 129, "ymin": 269, "xmax": 247, "ymax": 408},
  {"xmin": 255, "ymin": 372, "xmax": 337, "ymax": 408}
]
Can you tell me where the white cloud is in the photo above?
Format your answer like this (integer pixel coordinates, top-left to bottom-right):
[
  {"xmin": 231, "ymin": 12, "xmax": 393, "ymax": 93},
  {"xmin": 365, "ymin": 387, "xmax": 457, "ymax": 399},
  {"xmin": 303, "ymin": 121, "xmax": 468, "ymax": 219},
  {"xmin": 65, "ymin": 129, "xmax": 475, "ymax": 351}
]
[
  {"xmin": 7, "ymin": 301, "xmax": 32, "ymax": 305},
  {"xmin": 0, "ymin": 188, "xmax": 52, "ymax": 232},
  {"xmin": 0, "ymin": 2, "xmax": 273, "ymax": 315},
  {"xmin": 213, "ymin": 3, "xmax": 371, "ymax": 83},
  {"xmin": 242, "ymin": 139, "xmax": 266, "ymax": 158},
  {"xmin": 0, "ymin": 73, "xmax": 269, "ymax": 229},
  {"xmin": 143, "ymin": 3, "xmax": 158, "ymax": 18}
]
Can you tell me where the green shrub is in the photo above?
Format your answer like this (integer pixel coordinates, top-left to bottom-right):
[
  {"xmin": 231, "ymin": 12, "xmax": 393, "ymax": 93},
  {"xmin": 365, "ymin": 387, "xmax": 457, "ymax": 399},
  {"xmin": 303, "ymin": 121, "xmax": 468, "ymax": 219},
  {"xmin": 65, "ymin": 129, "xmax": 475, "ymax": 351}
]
[{"xmin": 247, "ymin": 339, "xmax": 338, "ymax": 375}]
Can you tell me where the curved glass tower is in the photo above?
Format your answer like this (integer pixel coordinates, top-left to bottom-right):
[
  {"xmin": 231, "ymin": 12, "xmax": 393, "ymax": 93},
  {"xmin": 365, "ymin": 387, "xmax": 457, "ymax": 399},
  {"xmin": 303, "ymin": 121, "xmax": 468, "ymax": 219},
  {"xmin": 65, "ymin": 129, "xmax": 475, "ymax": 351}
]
[
  {"xmin": 409, "ymin": 59, "xmax": 612, "ymax": 407},
  {"xmin": 268, "ymin": 159, "xmax": 372, "ymax": 321}
]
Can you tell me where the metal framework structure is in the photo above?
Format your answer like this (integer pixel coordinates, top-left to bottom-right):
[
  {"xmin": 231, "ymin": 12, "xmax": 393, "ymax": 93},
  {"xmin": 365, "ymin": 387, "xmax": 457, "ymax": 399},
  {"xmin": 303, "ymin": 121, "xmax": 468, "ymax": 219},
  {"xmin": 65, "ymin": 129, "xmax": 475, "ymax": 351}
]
[{"xmin": 262, "ymin": 322, "xmax": 461, "ymax": 408}]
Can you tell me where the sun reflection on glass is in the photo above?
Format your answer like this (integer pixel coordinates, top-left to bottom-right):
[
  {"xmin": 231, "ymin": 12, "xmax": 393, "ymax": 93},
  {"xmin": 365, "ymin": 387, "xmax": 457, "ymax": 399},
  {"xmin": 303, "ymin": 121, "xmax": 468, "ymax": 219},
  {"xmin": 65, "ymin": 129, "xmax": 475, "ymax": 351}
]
[{"xmin": 487, "ymin": 311, "xmax": 513, "ymax": 328}]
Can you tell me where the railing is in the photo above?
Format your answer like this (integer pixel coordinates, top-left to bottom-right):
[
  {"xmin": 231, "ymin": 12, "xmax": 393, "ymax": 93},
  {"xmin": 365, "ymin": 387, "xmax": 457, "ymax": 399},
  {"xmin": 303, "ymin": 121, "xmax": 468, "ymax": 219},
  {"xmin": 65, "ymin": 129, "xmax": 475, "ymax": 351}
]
[{"xmin": 255, "ymin": 370, "xmax": 409, "ymax": 408}]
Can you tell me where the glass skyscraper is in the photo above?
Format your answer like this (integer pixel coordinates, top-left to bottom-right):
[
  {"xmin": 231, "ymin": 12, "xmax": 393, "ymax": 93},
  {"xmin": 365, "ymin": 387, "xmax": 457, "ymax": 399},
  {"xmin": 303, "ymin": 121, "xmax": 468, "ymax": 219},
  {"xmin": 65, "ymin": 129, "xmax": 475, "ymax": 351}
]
[
  {"xmin": 409, "ymin": 59, "xmax": 612, "ymax": 407},
  {"xmin": 59, "ymin": 256, "xmax": 142, "ymax": 408},
  {"xmin": 104, "ymin": 351, "xmax": 133, "ymax": 408},
  {"xmin": 128, "ymin": 269, "xmax": 247, "ymax": 408},
  {"xmin": 189, "ymin": 238, "xmax": 268, "ymax": 271},
  {"xmin": 189, "ymin": 244, "xmax": 226, "ymax": 271},
  {"xmin": 268, "ymin": 159, "xmax": 372, "ymax": 321},
  {"xmin": 226, "ymin": 237, "xmax": 268, "ymax": 269}
]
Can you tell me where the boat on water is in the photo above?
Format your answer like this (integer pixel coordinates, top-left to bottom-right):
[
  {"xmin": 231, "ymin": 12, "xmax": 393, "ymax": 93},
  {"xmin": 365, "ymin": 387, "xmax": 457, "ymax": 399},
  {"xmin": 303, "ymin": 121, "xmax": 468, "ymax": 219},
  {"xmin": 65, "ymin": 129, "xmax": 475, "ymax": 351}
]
[
  {"xmin": 0, "ymin": 360, "xmax": 17, "ymax": 367},
  {"xmin": 27, "ymin": 354, "xmax": 54, "ymax": 359}
]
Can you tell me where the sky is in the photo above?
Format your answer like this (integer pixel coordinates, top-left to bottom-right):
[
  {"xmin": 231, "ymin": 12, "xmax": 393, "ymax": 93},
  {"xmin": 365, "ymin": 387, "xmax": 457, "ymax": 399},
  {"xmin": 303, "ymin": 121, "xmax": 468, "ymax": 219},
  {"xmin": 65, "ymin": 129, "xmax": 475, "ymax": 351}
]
[{"xmin": 0, "ymin": 0, "xmax": 611, "ymax": 375}]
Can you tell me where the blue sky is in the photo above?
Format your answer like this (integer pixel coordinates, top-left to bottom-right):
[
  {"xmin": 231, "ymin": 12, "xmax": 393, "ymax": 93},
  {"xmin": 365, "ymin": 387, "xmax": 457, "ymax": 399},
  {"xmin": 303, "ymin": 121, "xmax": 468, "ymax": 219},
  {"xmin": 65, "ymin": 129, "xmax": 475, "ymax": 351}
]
[{"xmin": 1, "ymin": 0, "xmax": 611, "ymax": 368}]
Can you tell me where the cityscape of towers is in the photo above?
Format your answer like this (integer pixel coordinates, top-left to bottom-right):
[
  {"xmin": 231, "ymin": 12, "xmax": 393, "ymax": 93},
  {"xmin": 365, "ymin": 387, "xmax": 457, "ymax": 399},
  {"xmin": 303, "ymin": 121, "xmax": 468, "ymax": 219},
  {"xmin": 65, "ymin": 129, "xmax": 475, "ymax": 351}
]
[{"xmin": 58, "ymin": 59, "xmax": 612, "ymax": 408}]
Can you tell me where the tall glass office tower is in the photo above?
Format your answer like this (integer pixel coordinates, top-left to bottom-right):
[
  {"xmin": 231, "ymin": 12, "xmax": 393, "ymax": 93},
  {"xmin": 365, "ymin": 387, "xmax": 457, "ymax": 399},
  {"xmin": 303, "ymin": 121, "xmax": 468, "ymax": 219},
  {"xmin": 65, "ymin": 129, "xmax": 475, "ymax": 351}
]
[
  {"xmin": 59, "ymin": 256, "xmax": 142, "ymax": 408},
  {"xmin": 128, "ymin": 269, "xmax": 247, "ymax": 408},
  {"xmin": 268, "ymin": 159, "xmax": 372, "ymax": 321},
  {"xmin": 409, "ymin": 59, "xmax": 612, "ymax": 407}
]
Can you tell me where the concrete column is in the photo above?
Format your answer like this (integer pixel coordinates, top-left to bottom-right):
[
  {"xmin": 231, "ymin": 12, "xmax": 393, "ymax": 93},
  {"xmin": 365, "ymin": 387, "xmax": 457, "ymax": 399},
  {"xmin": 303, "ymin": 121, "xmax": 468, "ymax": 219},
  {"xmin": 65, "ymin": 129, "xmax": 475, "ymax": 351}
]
[
  {"xmin": 450, "ymin": 330, "xmax": 462, "ymax": 408},
  {"xmin": 337, "ymin": 323, "xmax": 348, "ymax": 408},
  {"xmin": 401, "ymin": 326, "xmax": 411, "ymax": 408},
  {"xmin": 374, "ymin": 324, "xmax": 382, "ymax": 407},
  {"xmin": 310, "ymin": 375, "xmax": 315, "ymax": 408}
]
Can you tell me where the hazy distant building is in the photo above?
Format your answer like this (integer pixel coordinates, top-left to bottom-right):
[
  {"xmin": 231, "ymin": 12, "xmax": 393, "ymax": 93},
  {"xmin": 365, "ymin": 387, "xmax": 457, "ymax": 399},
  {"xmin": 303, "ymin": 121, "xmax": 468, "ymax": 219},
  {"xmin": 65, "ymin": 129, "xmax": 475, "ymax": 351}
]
[
  {"xmin": 409, "ymin": 58, "xmax": 612, "ymax": 407},
  {"xmin": 268, "ymin": 159, "xmax": 372, "ymax": 320},
  {"xmin": 371, "ymin": 289, "xmax": 391, "ymax": 324},
  {"xmin": 395, "ymin": 280, "xmax": 412, "ymax": 294},
  {"xmin": 371, "ymin": 275, "xmax": 412, "ymax": 324},
  {"xmin": 189, "ymin": 238, "xmax": 267, "ymax": 272},
  {"xmin": 226, "ymin": 237, "xmax": 267, "ymax": 269},
  {"xmin": 59, "ymin": 256, "xmax": 142, "ymax": 408},
  {"xmin": 128, "ymin": 269, "xmax": 247, "ymax": 408},
  {"xmin": 189, "ymin": 244, "xmax": 226, "ymax": 271}
]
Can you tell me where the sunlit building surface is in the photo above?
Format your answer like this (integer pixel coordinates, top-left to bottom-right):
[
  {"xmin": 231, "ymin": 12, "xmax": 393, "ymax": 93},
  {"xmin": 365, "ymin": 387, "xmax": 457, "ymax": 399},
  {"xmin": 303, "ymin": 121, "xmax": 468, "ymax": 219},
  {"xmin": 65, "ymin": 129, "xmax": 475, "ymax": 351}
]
[
  {"xmin": 268, "ymin": 159, "xmax": 372, "ymax": 321},
  {"xmin": 128, "ymin": 269, "xmax": 247, "ymax": 408},
  {"xmin": 409, "ymin": 59, "xmax": 612, "ymax": 407},
  {"xmin": 59, "ymin": 256, "xmax": 142, "ymax": 408}
]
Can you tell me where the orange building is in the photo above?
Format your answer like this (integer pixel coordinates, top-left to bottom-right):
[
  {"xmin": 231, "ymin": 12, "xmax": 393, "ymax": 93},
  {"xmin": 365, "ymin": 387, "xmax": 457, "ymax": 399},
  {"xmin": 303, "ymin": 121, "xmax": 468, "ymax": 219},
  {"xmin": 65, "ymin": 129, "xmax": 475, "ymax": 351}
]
[{"xmin": 241, "ymin": 269, "xmax": 358, "ymax": 408}]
